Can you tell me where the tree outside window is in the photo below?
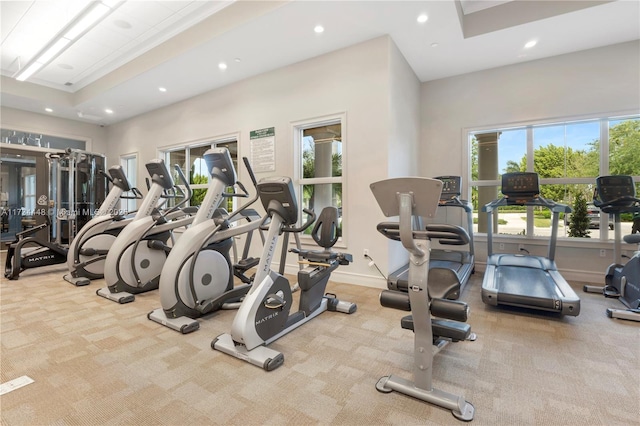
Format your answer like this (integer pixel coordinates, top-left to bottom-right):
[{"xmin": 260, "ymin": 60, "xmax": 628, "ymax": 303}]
[{"xmin": 470, "ymin": 116, "xmax": 640, "ymax": 240}]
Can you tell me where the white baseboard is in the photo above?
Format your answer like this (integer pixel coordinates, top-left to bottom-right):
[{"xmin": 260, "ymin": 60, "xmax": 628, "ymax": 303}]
[{"xmin": 282, "ymin": 261, "xmax": 606, "ymax": 289}]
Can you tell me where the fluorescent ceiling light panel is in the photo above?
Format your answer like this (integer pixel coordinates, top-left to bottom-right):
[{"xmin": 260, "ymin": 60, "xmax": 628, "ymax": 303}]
[
  {"xmin": 37, "ymin": 38, "xmax": 71, "ymax": 64},
  {"xmin": 15, "ymin": 62, "xmax": 45, "ymax": 82},
  {"xmin": 65, "ymin": 4, "xmax": 111, "ymax": 40},
  {"xmin": 13, "ymin": 1, "xmax": 122, "ymax": 82}
]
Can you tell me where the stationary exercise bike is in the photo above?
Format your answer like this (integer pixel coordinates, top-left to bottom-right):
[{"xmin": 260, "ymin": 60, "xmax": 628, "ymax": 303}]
[
  {"xmin": 148, "ymin": 148, "xmax": 264, "ymax": 333},
  {"xmin": 64, "ymin": 165, "xmax": 143, "ymax": 286},
  {"xmin": 584, "ymin": 175, "xmax": 640, "ymax": 321},
  {"xmin": 370, "ymin": 177, "xmax": 475, "ymax": 422},
  {"xmin": 607, "ymin": 233, "xmax": 640, "ymax": 320},
  {"xmin": 98, "ymin": 159, "xmax": 194, "ymax": 303},
  {"xmin": 213, "ymin": 176, "xmax": 356, "ymax": 371}
]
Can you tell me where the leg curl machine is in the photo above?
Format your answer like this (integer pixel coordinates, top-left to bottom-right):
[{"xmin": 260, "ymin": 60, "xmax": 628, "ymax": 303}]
[{"xmin": 370, "ymin": 177, "xmax": 476, "ymax": 422}]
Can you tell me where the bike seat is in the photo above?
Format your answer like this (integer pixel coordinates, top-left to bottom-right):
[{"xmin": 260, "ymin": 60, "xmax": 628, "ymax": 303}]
[{"xmin": 623, "ymin": 234, "xmax": 640, "ymax": 245}]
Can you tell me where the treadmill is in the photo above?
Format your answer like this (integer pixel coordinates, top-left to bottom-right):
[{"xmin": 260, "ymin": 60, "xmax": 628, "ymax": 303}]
[
  {"xmin": 481, "ymin": 172, "xmax": 580, "ymax": 316},
  {"xmin": 388, "ymin": 176, "xmax": 475, "ymax": 300}
]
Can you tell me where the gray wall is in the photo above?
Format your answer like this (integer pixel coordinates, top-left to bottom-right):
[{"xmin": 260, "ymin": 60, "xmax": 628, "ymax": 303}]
[{"xmin": 420, "ymin": 40, "xmax": 640, "ymax": 282}]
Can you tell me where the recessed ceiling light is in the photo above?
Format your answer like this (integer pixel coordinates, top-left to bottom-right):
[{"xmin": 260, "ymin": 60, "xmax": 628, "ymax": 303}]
[
  {"xmin": 218, "ymin": 62, "xmax": 227, "ymax": 70},
  {"xmin": 105, "ymin": 109, "xmax": 114, "ymax": 114},
  {"xmin": 417, "ymin": 14, "xmax": 428, "ymax": 23},
  {"xmin": 45, "ymin": 108, "xmax": 53, "ymax": 113},
  {"xmin": 159, "ymin": 87, "xmax": 167, "ymax": 92},
  {"xmin": 524, "ymin": 40, "xmax": 537, "ymax": 49},
  {"xmin": 314, "ymin": 25, "xmax": 324, "ymax": 33}
]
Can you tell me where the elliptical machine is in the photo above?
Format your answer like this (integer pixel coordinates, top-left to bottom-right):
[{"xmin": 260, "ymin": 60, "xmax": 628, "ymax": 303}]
[
  {"xmin": 584, "ymin": 175, "xmax": 640, "ymax": 321},
  {"xmin": 64, "ymin": 165, "xmax": 143, "ymax": 286},
  {"xmin": 148, "ymin": 148, "xmax": 264, "ymax": 333},
  {"xmin": 370, "ymin": 177, "xmax": 475, "ymax": 422},
  {"xmin": 213, "ymin": 176, "xmax": 356, "ymax": 371},
  {"xmin": 98, "ymin": 159, "xmax": 194, "ymax": 303}
]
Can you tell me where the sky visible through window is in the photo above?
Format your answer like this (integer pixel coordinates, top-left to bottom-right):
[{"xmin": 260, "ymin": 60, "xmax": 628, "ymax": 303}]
[{"xmin": 496, "ymin": 121, "xmax": 600, "ymax": 173}]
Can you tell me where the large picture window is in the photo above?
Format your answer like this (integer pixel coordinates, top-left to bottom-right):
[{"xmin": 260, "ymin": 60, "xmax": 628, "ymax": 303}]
[
  {"xmin": 294, "ymin": 114, "xmax": 345, "ymax": 240},
  {"xmin": 161, "ymin": 138, "xmax": 238, "ymax": 211},
  {"xmin": 469, "ymin": 115, "xmax": 639, "ymax": 241}
]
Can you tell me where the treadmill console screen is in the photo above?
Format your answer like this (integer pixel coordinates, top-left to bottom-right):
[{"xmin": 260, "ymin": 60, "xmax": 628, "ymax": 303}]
[
  {"xmin": 595, "ymin": 175, "xmax": 636, "ymax": 203},
  {"xmin": 501, "ymin": 172, "xmax": 539, "ymax": 198},
  {"xmin": 435, "ymin": 176, "xmax": 461, "ymax": 199}
]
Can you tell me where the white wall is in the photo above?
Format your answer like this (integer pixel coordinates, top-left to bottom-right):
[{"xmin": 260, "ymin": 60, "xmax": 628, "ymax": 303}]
[
  {"xmin": 385, "ymin": 41, "xmax": 422, "ymax": 275},
  {"xmin": 0, "ymin": 107, "xmax": 108, "ymax": 154},
  {"xmin": 420, "ymin": 40, "xmax": 640, "ymax": 282},
  {"xmin": 106, "ymin": 36, "xmax": 409, "ymax": 288},
  {"xmin": 7, "ymin": 39, "xmax": 636, "ymax": 286}
]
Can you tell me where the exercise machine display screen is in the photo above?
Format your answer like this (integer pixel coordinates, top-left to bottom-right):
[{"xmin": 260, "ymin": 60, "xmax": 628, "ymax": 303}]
[
  {"xmin": 436, "ymin": 176, "xmax": 461, "ymax": 199},
  {"xmin": 596, "ymin": 175, "xmax": 636, "ymax": 203},
  {"xmin": 145, "ymin": 159, "xmax": 174, "ymax": 190},
  {"xmin": 108, "ymin": 165, "xmax": 131, "ymax": 191},
  {"xmin": 257, "ymin": 176, "xmax": 298, "ymax": 226},
  {"xmin": 501, "ymin": 172, "xmax": 539, "ymax": 198}
]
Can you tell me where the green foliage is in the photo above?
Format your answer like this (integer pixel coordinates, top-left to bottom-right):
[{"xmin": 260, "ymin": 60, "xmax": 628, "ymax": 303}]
[
  {"xmin": 609, "ymin": 120, "xmax": 640, "ymax": 175},
  {"xmin": 533, "ymin": 218, "xmax": 550, "ymax": 228},
  {"xmin": 534, "ymin": 210, "xmax": 551, "ymax": 219},
  {"xmin": 302, "ymin": 150, "xmax": 343, "ymax": 210},
  {"xmin": 190, "ymin": 174, "xmax": 209, "ymax": 207},
  {"xmin": 568, "ymin": 192, "xmax": 591, "ymax": 238}
]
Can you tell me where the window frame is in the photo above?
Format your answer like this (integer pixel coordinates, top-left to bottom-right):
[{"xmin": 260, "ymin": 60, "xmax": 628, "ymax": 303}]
[
  {"xmin": 292, "ymin": 112, "xmax": 347, "ymax": 247},
  {"xmin": 158, "ymin": 133, "xmax": 240, "ymax": 211},
  {"xmin": 465, "ymin": 111, "xmax": 640, "ymax": 243},
  {"xmin": 119, "ymin": 153, "xmax": 138, "ymax": 214}
]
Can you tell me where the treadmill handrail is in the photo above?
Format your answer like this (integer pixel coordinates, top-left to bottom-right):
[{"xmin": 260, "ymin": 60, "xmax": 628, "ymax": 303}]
[
  {"xmin": 482, "ymin": 194, "xmax": 571, "ymax": 214},
  {"xmin": 482, "ymin": 194, "xmax": 570, "ymax": 262},
  {"xmin": 594, "ymin": 196, "xmax": 640, "ymax": 213}
]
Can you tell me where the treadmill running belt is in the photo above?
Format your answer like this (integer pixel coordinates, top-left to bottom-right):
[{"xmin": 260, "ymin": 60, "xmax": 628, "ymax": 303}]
[{"xmin": 496, "ymin": 266, "xmax": 559, "ymax": 310}]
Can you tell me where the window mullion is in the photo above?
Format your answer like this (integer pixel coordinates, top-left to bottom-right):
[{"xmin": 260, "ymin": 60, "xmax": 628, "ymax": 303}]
[{"xmin": 526, "ymin": 126, "xmax": 534, "ymax": 236}]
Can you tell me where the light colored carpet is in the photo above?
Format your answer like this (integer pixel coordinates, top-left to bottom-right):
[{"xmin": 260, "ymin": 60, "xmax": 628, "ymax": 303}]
[{"xmin": 1, "ymin": 261, "xmax": 638, "ymax": 425}]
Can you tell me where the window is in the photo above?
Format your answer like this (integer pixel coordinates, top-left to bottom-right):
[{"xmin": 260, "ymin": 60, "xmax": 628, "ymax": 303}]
[
  {"xmin": 23, "ymin": 173, "xmax": 36, "ymax": 213},
  {"xmin": 120, "ymin": 154, "xmax": 137, "ymax": 213},
  {"xmin": 469, "ymin": 115, "xmax": 639, "ymax": 241},
  {"xmin": 294, "ymin": 114, "xmax": 345, "ymax": 239},
  {"xmin": 162, "ymin": 139, "xmax": 238, "ymax": 211}
]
